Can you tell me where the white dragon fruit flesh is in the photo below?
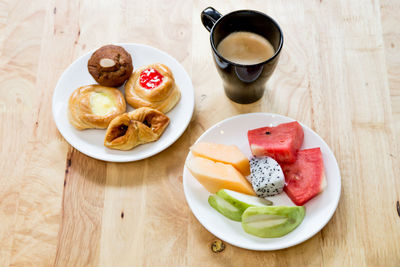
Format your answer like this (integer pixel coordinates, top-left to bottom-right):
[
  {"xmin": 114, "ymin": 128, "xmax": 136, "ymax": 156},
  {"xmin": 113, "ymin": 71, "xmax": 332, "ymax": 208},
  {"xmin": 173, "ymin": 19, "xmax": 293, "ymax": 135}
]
[{"xmin": 250, "ymin": 156, "xmax": 285, "ymax": 197}]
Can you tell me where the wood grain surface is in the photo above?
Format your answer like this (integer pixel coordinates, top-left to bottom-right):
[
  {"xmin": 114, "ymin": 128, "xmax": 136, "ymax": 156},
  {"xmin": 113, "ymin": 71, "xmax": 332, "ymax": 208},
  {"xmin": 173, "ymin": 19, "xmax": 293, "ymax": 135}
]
[{"xmin": 1, "ymin": 0, "xmax": 399, "ymax": 266}]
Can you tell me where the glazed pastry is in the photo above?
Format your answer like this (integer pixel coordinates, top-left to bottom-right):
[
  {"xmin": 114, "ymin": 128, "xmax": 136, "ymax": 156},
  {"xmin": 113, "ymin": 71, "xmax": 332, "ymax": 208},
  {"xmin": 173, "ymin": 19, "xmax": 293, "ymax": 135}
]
[
  {"xmin": 88, "ymin": 45, "xmax": 133, "ymax": 87},
  {"xmin": 124, "ymin": 63, "xmax": 180, "ymax": 113},
  {"xmin": 68, "ymin": 85, "xmax": 126, "ymax": 130},
  {"xmin": 104, "ymin": 107, "xmax": 170, "ymax": 150}
]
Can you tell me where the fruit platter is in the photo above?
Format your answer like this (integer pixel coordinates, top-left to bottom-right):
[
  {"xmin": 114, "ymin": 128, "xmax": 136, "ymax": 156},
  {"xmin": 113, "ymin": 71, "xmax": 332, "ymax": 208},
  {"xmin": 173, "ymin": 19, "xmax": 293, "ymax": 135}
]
[{"xmin": 183, "ymin": 113, "xmax": 341, "ymax": 250}]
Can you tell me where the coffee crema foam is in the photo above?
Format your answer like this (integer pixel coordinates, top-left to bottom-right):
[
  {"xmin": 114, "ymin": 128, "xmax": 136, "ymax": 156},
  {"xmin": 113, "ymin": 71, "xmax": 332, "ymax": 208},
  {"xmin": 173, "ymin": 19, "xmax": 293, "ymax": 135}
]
[{"xmin": 217, "ymin": 31, "xmax": 275, "ymax": 65}]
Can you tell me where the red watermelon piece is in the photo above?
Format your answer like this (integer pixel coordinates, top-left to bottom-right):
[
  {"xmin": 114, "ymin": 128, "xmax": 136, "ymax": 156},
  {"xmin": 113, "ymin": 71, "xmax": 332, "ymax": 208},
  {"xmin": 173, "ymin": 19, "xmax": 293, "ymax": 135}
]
[
  {"xmin": 281, "ymin": 148, "xmax": 326, "ymax": 206},
  {"xmin": 247, "ymin": 121, "xmax": 304, "ymax": 163}
]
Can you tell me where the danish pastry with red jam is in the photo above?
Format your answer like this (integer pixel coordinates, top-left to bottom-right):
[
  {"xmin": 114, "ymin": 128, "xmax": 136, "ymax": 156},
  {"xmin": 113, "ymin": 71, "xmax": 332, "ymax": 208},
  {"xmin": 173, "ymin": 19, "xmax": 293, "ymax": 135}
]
[{"xmin": 124, "ymin": 63, "xmax": 180, "ymax": 113}]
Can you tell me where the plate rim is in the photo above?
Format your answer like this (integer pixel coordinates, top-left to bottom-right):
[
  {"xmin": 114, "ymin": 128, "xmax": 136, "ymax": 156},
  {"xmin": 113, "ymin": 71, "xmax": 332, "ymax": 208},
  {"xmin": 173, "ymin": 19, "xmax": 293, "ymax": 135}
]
[
  {"xmin": 183, "ymin": 112, "xmax": 341, "ymax": 251},
  {"xmin": 52, "ymin": 43, "xmax": 195, "ymax": 162}
]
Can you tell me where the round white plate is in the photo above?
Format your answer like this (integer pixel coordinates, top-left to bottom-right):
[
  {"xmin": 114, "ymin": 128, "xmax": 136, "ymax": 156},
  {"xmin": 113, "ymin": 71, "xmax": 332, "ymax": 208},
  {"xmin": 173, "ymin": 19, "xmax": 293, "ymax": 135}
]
[
  {"xmin": 52, "ymin": 43, "xmax": 194, "ymax": 162},
  {"xmin": 183, "ymin": 113, "xmax": 341, "ymax": 251}
]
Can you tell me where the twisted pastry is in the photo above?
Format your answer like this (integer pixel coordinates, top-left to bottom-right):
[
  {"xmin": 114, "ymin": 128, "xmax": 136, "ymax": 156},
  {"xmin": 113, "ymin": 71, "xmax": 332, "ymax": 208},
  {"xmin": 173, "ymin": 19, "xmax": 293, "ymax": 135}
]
[
  {"xmin": 124, "ymin": 63, "xmax": 180, "ymax": 113},
  {"xmin": 104, "ymin": 107, "xmax": 170, "ymax": 150},
  {"xmin": 68, "ymin": 85, "xmax": 126, "ymax": 130}
]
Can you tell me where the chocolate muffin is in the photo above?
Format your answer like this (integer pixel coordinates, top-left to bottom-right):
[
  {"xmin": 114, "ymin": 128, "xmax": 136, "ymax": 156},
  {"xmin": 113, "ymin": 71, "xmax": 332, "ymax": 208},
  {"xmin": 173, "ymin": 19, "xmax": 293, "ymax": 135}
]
[{"xmin": 88, "ymin": 45, "xmax": 133, "ymax": 87}]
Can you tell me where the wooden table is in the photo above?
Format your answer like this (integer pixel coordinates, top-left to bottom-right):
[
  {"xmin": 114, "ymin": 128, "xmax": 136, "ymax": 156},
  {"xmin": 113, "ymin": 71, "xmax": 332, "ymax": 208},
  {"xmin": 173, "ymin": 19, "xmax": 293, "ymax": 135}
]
[{"xmin": 1, "ymin": 0, "xmax": 399, "ymax": 266}]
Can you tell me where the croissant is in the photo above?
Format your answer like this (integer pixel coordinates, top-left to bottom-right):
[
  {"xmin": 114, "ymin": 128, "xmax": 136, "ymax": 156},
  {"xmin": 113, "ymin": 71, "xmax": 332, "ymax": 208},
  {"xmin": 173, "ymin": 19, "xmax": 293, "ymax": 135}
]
[
  {"xmin": 124, "ymin": 63, "xmax": 180, "ymax": 113},
  {"xmin": 104, "ymin": 107, "xmax": 170, "ymax": 150},
  {"xmin": 68, "ymin": 85, "xmax": 126, "ymax": 130}
]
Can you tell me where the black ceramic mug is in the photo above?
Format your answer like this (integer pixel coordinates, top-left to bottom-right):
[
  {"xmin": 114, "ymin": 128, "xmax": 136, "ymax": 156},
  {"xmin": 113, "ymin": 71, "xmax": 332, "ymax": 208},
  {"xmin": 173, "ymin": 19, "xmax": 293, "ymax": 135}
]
[{"xmin": 201, "ymin": 7, "xmax": 283, "ymax": 104}]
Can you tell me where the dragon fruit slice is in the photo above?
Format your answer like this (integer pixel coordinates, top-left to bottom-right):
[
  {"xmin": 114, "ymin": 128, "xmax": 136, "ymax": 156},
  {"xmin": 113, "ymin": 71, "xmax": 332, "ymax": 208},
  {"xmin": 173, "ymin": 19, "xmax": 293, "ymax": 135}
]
[{"xmin": 250, "ymin": 156, "xmax": 284, "ymax": 197}]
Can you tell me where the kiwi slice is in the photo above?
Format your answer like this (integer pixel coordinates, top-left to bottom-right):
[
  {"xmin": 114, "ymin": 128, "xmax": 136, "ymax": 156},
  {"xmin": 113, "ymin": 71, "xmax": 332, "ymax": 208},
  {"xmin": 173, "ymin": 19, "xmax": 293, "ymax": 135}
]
[
  {"xmin": 208, "ymin": 189, "xmax": 273, "ymax": 221},
  {"xmin": 241, "ymin": 206, "xmax": 305, "ymax": 238}
]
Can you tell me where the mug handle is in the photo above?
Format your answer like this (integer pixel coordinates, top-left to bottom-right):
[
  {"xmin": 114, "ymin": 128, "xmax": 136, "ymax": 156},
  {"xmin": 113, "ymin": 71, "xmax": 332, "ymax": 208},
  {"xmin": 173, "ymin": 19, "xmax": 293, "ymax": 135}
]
[{"xmin": 201, "ymin": 7, "xmax": 222, "ymax": 32}]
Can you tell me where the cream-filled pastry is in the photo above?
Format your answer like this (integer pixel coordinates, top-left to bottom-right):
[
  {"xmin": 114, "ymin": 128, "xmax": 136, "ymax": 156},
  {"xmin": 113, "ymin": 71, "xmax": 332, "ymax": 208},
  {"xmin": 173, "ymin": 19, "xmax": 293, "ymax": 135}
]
[
  {"xmin": 68, "ymin": 85, "xmax": 126, "ymax": 130},
  {"xmin": 90, "ymin": 92, "xmax": 117, "ymax": 115},
  {"xmin": 124, "ymin": 63, "xmax": 180, "ymax": 113},
  {"xmin": 104, "ymin": 107, "xmax": 170, "ymax": 150}
]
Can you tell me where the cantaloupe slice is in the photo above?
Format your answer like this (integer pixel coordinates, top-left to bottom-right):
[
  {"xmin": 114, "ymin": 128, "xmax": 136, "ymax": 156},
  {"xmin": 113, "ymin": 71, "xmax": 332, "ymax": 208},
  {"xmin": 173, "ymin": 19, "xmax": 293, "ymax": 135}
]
[
  {"xmin": 190, "ymin": 142, "xmax": 250, "ymax": 176},
  {"xmin": 186, "ymin": 156, "xmax": 255, "ymax": 195}
]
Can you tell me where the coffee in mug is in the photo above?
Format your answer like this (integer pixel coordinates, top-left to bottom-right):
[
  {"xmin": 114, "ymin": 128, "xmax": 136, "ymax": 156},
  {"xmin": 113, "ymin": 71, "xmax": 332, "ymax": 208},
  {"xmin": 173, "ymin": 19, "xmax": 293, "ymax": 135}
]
[
  {"xmin": 201, "ymin": 7, "xmax": 283, "ymax": 104},
  {"xmin": 217, "ymin": 31, "xmax": 275, "ymax": 65}
]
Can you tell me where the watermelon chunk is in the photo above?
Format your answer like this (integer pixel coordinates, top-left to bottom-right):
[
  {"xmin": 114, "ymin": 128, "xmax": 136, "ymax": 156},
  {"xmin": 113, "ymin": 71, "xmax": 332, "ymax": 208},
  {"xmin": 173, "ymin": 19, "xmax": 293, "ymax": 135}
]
[
  {"xmin": 247, "ymin": 121, "xmax": 304, "ymax": 163},
  {"xmin": 281, "ymin": 148, "xmax": 326, "ymax": 206}
]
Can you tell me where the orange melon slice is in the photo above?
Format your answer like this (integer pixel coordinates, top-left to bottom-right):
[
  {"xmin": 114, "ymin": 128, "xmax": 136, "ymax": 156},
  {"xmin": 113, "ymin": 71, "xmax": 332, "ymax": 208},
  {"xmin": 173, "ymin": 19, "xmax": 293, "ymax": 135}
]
[
  {"xmin": 190, "ymin": 142, "xmax": 250, "ymax": 176},
  {"xmin": 186, "ymin": 156, "xmax": 255, "ymax": 195}
]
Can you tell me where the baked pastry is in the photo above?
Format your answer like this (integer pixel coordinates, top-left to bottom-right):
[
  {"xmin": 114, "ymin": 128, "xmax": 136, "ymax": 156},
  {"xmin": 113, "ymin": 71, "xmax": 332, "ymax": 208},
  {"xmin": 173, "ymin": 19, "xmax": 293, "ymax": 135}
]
[
  {"xmin": 124, "ymin": 63, "xmax": 180, "ymax": 113},
  {"xmin": 88, "ymin": 45, "xmax": 133, "ymax": 87},
  {"xmin": 104, "ymin": 107, "xmax": 170, "ymax": 150},
  {"xmin": 68, "ymin": 85, "xmax": 126, "ymax": 130}
]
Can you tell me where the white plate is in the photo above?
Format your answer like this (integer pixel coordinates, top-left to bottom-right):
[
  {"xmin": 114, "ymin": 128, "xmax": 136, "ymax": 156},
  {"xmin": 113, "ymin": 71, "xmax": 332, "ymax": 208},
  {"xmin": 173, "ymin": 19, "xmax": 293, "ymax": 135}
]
[
  {"xmin": 183, "ymin": 113, "xmax": 341, "ymax": 251},
  {"xmin": 52, "ymin": 43, "xmax": 194, "ymax": 162}
]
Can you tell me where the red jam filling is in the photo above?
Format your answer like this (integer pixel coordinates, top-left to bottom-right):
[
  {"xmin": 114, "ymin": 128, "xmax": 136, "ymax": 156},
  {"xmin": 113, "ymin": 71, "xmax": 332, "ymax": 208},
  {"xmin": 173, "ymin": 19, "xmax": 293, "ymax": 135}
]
[{"xmin": 139, "ymin": 68, "xmax": 164, "ymax": 89}]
